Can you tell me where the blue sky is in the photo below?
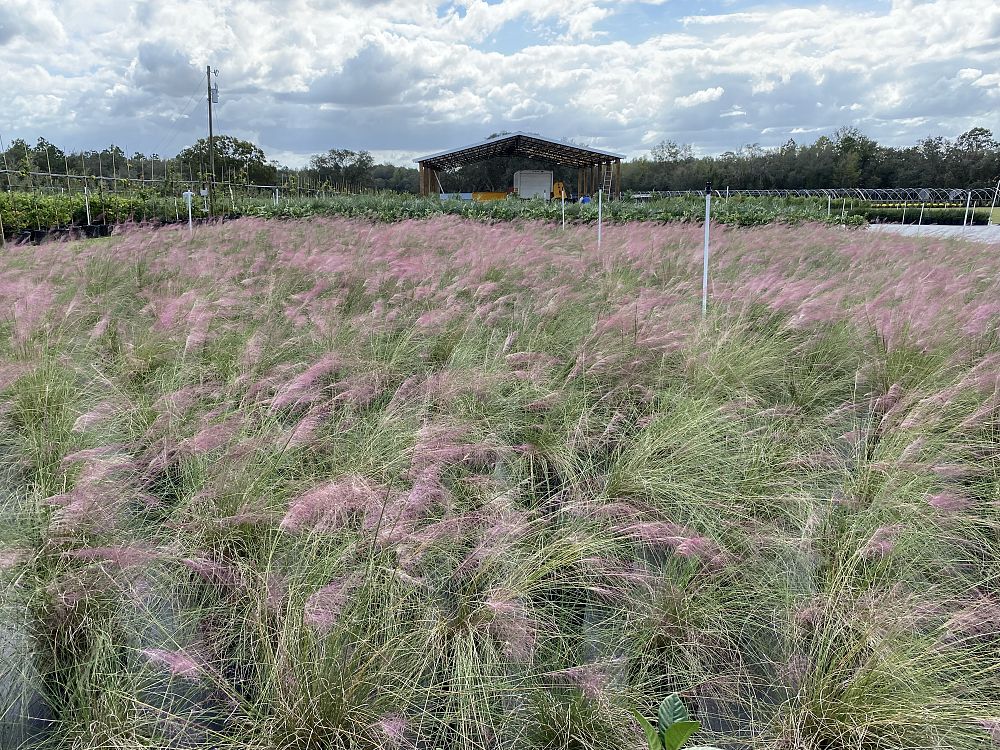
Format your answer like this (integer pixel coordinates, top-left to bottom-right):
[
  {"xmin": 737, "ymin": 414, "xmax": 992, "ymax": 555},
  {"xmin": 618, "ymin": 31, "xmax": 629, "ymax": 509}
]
[{"xmin": 0, "ymin": 0, "xmax": 997, "ymax": 167}]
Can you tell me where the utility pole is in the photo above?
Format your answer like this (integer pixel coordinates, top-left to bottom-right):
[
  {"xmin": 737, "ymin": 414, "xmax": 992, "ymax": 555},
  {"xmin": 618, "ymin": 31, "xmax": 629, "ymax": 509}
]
[{"xmin": 206, "ymin": 66, "xmax": 218, "ymax": 217}]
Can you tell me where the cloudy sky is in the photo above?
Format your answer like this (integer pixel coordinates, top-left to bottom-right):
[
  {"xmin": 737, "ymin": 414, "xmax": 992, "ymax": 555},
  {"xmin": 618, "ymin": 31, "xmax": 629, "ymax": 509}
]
[{"xmin": 1, "ymin": 0, "xmax": 998, "ymax": 166}]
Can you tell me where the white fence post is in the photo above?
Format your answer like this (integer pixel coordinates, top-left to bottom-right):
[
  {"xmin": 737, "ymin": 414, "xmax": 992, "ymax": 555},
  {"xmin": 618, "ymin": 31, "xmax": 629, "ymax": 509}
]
[
  {"xmin": 963, "ymin": 190, "xmax": 972, "ymax": 226},
  {"xmin": 702, "ymin": 182, "xmax": 712, "ymax": 318},
  {"xmin": 84, "ymin": 184, "xmax": 91, "ymax": 225},
  {"xmin": 597, "ymin": 188, "xmax": 603, "ymax": 249},
  {"xmin": 183, "ymin": 190, "xmax": 193, "ymax": 233}
]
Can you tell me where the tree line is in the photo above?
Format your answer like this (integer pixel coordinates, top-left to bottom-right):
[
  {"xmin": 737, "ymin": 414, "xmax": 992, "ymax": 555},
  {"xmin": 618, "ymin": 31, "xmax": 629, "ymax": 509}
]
[
  {"xmin": 2, "ymin": 126, "xmax": 997, "ymax": 195},
  {"xmin": 628, "ymin": 126, "xmax": 999, "ymax": 191}
]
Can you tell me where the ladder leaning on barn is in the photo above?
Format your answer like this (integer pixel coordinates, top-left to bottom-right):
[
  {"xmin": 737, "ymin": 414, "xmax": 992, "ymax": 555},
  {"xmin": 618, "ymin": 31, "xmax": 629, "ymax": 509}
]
[{"xmin": 601, "ymin": 163, "xmax": 614, "ymax": 198}]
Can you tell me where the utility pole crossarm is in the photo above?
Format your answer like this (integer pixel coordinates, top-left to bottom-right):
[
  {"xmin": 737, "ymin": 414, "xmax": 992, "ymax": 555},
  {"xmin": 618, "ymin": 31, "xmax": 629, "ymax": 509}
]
[{"xmin": 207, "ymin": 65, "xmax": 216, "ymax": 218}]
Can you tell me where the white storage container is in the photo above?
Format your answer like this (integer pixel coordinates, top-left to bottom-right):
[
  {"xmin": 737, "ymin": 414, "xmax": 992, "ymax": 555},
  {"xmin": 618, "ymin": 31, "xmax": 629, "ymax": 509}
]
[{"xmin": 513, "ymin": 170, "xmax": 553, "ymax": 200}]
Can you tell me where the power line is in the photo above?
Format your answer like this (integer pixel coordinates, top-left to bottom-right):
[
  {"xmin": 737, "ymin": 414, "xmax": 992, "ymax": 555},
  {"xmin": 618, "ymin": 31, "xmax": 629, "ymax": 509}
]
[{"xmin": 149, "ymin": 77, "xmax": 210, "ymax": 161}]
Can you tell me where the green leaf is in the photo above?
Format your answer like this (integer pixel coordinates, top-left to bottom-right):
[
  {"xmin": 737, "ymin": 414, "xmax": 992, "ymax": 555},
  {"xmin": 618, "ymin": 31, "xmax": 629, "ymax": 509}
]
[
  {"xmin": 657, "ymin": 693, "xmax": 690, "ymax": 731},
  {"xmin": 631, "ymin": 709, "xmax": 662, "ymax": 750},
  {"xmin": 661, "ymin": 720, "xmax": 700, "ymax": 750}
]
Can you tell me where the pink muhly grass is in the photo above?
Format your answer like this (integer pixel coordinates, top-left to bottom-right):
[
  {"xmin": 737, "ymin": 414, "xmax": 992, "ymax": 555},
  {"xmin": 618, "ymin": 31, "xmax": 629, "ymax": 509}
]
[
  {"xmin": 861, "ymin": 524, "xmax": 904, "ymax": 558},
  {"xmin": 271, "ymin": 354, "xmax": 341, "ymax": 410},
  {"xmin": 932, "ymin": 463, "xmax": 973, "ymax": 479},
  {"xmin": 71, "ymin": 402, "xmax": 119, "ymax": 432},
  {"xmin": 525, "ymin": 393, "xmax": 562, "ymax": 412},
  {"xmin": 265, "ymin": 572, "xmax": 288, "ymax": 612},
  {"xmin": 927, "ymin": 492, "xmax": 973, "ymax": 512},
  {"xmin": 500, "ymin": 330, "xmax": 518, "ymax": 353},
  {"xmin": 504, "ymin": 351, "xmax": 560, "ymax": 370},
  {"xmin": 280, "ymin": 475, "xmax": 385, "ymax": 534},
  {"xmin": 183, "ymin": 304, "xmax": 214, "ymax": 353},
  {"xmin": 549, "ymin": 663, "xmax": 615, "ymax": 700},
  {"xmin": 574, "ymin": 501, "xmax": 647, "ymax": 521},
  {"xmin": 140, "ymin": 648, "xmax": 206, "ymax": 679},
  {"xmin": 46, "ymin": 454, "xmax": 137, "ymax": 532},
  {"xmin": 90, "ymin": 313, "xmax": 110, "ymax": 340},
  {"xmin": 944, "ymin": 598, "xmax": 1000, "ymax": 641},
  {"xmin": 178, "ymin": 419, "xmax": 238, "ymax": 455},
  {"xmin": 208, "ymin": 509, "xmax": 275, "ymax": 529},
  {"xmin": 152, "ymin": 290, "xmax": 196, "ymax": 331},
  {"xmin": 977, "ymin": 719, "xmax": 1000, "ymax": 744},
  {"xmin": 959, "ymin": 396, "xmax": 999, "ymax": 429},
  {"xmin": 241, "ymin": 329, "xmax": 267, "ymax": 371},
  {"xmin": 283, "ymin": 408, "xmax": 329, "ymax": 448},
  {"xmin": 898, "ymin": 436, "xmax": 926, "ymax": 465},
  {"xmin": 408, "ymin": 423, "xmax": 501, "ymax": 476},
  {"xmin": 454, "ymin": 510, "xmax": 530, "ymax": 576},
  {"xmin": 484, "ymin": 591, "xmax": 537, "ymax": 662},
  {"xmin": 61, "ymin": 445, "xmax": 128, "ymax": 466},
  {"xmin": 873, "ymin": 383, "xmax": 904, "ymax": 415},
  {"xmin": 303, "ymin": 576, "xmax": 357, "ymax": 632},
  {"xmin": 402, "ymin": 513, "xmax": 482, "ymax": 548},
  {"xmin": 793, "ymin": 599, "xmax": 826, "ymax": 630},
  {"xmin": 377, "ymin": 714, "xmax": 409, "ymax": 748},
  {"xmin": 181, "ymin": 556, "xmax": 242, "ymax": 587},
  {"xmin": 46, "ymin": 487, "xmax": 121, "ymax": 533},
  {"xmin": 12, "ymin": 283, "xmax": 55, "ymax": 341},
  {"xmin": 65, "ymin": 545, "xmax": 161, "ymax": 567},
  {"xmin": 0, "ymin": 363, "xmax": 31, "ymax": 390},
  {"xmin": 0, "ymin": 548, "xmax": 30, "ymax": 570},
  {"xmin": 614, "ymin": 521, "xmax": 725, "ymax": 565},
  {"xmin": 331, "ymin": 372, "xmax": 385, "ymax": 408}
]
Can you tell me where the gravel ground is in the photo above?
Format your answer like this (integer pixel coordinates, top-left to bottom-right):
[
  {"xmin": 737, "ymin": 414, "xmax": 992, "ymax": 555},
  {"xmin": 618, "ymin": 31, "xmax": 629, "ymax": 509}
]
[{"xmin": 868, "ymin": 223, "xmax": 1000, "ymax": 243}]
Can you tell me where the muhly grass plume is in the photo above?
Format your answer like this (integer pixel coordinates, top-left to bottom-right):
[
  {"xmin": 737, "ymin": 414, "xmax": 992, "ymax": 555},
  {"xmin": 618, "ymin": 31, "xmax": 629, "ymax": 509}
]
[{"xmin": 0, "ymin": 217, "xmax": 998, "ymax": 749}]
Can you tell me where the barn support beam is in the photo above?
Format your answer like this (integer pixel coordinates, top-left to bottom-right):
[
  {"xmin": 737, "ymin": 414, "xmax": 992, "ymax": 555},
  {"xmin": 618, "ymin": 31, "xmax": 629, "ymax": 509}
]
[{"xmin": 419, "ymin": 165, "xmax": 440, "ymax": 197}]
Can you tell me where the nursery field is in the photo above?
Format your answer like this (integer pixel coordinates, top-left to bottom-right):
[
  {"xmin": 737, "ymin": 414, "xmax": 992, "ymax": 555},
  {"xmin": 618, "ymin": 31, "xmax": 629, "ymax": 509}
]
[{"xmin": 1, "ymin": 217, "xmax": 999, "ymax": 750}]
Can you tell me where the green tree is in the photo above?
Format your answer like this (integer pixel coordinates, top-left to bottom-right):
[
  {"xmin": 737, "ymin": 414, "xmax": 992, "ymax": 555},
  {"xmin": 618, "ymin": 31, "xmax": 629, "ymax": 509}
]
[{"xmin": 176, "ymin": 135, "xmax": 277, "ymax": 184}]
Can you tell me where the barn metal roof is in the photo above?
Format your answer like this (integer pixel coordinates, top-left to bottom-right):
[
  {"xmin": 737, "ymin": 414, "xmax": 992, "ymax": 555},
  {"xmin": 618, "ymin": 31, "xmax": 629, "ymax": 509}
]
[{"xmin": 415, "ymin": 132, "xmax": 624, "ymax": 171}]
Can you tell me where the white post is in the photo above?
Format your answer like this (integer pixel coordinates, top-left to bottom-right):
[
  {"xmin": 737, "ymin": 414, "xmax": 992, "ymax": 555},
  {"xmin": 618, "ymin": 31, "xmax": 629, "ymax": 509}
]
[
  {"xmin": 702, "ymin": 182, "xmax": 711, "ymax": 318},
  {"xmin": 182, "ymin": 190, "xmax": 193, "ymax": 233},
  {"xmin": 963, "ymin": 190, "xmax": 972, "ymax": 226},
  {"xmin": 597, "ymin": 188, "xmax": 603, "ymax": 249},
  {"xmin": 84, "ymin": 184, "xmax": 91, "ymax": 225},
  {"xmin": 841, "ymin": 198, "xmax": 846, "ymax": 222},
  {"xmin": 988, "ymin": 179, "xmax": 999, "ymax": 226},
  {"xmin": 561, "ymin": 189, "xmax": 566, "ymax": 229},
  {"xmin": 274, "ymin": 188, "xmax": 279, "ymax": 206},
  {"xmin": 901, "ymin": 201, "xmax": 907, "ymax": 225},
  {"xmin": 918, "ymin": 203, "xmax": 925, "ymax": 225}
]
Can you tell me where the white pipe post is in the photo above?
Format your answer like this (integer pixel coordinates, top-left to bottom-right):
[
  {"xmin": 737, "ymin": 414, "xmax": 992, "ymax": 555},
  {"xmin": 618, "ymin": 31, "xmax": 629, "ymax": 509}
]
[
  {"xmin": 827, "ymin": 194, "xmax": 831, "ymax": 217},
  {"xmin": 988, "ymin": 179, "xmax": 1000, "ymax": 225},
  {"xmin": 84, "ymin": 184, "xmax": 91, "ymax": 225},
  {"xmin": 274, "ymin": 188, "xmax": 279, "ymax": 206},
  {"xmin": 702, "ymin": 182, "xmax": 712, "ymax": 318},
  {"xmin": 561, "ymin": 189, "xmax": 566, "ymax": 230},
  {"xmin": 597, "ymin": 188, "xmax": 603, "ymax": 250},
  {"xmin": 918, "ymin": 203, "xmax": 925, "ymax": 225},
  {"xmin": 963, "ymin": 190, "xmax": 972, "ymax": 226},
  {"xmin": 183, "ymin": 190, "xmax": 193, "ymax": 233},
  {"xmin": 901, "ymin": 201, "xmax": 907, "ymax": 225}
]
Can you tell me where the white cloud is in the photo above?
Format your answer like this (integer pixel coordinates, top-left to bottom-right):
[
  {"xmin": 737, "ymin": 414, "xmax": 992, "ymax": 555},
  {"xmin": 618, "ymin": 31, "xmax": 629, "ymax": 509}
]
[
  {"xmin": 674, "ymin": 87, "xmax": 725, "ymax": 108},
  {"xmin": 0, "ymin": 0, "xmax": 997, "ymax": 165}
]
